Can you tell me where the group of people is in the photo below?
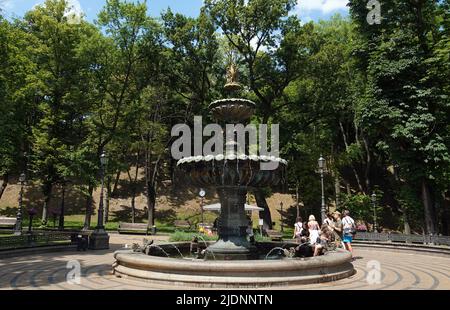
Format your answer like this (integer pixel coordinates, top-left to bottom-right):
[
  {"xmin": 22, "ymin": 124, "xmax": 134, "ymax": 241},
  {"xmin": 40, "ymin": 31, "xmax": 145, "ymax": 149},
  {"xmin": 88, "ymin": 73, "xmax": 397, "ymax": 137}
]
[{"xmin": 292, "ymin": 210, "xmax": 356, "ymax": 257}]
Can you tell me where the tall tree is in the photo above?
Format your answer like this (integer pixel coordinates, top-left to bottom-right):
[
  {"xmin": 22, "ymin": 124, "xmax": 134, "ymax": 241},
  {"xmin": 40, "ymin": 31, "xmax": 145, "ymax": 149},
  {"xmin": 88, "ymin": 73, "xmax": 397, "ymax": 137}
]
[
  {"xmin": 23, "ymin": 0, "xmax": 94, "ymax": 225},
  {"xmin": 79, "ymin": 0, "xmax": 160, "ymax": 229},
  {"xmin": 349, "ymin": 0, "xmax": 450, "ymax": 234},
  {"xmin": 0, "ymin": 17, "xmax": 38, "ymax": 200}
]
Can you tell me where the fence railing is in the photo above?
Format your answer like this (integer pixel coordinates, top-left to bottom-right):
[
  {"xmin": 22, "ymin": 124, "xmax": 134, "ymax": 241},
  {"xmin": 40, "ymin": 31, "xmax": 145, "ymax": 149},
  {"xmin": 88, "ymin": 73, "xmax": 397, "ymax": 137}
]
[
  {"xmin": 0, "ymin": 231, "xmax": 80, "ymax": 251},
  {"xmin": 354, "ymin": 232, "xmax": 450, "ymax": 247}
]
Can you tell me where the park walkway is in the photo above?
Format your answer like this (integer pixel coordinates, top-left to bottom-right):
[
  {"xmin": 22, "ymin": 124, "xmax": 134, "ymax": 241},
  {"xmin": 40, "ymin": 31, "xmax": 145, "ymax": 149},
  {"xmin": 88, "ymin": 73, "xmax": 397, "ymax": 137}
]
[{"xmin": 0, "ymin": 234, "xmax": 449, "ymax": 290}]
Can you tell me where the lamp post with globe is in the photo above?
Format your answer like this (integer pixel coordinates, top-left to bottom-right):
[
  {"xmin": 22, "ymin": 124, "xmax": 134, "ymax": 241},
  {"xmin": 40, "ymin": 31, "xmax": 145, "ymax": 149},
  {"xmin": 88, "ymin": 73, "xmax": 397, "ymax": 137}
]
[
  {"xmin": 318, "ymin": 155, "xmax": 326, "ymax": 224},
  {"xmin": 14, "ymin": 173, "xmax": 26, "ymax": 235},
  {"xmin": 199, "ymin": 189, "xmax": 206, "ymax": 224},
  {"xmin": 371, "ymin": 193, "xmax": 378, "ymax": 232}
]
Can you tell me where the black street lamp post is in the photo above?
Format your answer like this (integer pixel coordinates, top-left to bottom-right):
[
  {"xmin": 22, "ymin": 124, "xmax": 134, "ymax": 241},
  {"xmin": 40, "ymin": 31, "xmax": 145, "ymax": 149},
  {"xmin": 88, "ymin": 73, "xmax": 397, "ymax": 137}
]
[
  {"xmin": 104, "ymin": 175, "xmax": 110, "ymax": 224},
  {"xmin": 89, "ymin": 152, "xmax": 110, "ymax": 250},
  {"xmin": 14, "ymin": 173, "xmax": 26, "ymax": 235},
  {"xmin": 318, "ymin": 155, "xmax": 326, "ymax": 224},
  {"xmin": 280, "ymin": 201, "xmax": 284, "ymax": 233},
  {"xmin": 371, "ymin": 193, "xmax": 378, "ymax": 232}
]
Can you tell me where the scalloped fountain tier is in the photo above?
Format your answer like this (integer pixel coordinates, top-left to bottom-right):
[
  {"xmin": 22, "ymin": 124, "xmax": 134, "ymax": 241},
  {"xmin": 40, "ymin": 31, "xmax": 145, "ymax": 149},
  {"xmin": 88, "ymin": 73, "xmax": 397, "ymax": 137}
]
[
  {"xmin": 209, "ymin": 98, "xmax": 256, "ymax": 122},
  {"xmin": 177, "ymin": 155, "xmax": 287, "ymax": 188}
]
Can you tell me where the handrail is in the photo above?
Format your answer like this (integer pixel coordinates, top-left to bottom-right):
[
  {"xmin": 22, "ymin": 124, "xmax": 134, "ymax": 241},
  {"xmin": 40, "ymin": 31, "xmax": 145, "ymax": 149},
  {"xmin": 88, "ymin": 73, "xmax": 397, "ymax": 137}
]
[{"xmin": 354, "ymin": 232, "xmax": 450, "ymax": 246}]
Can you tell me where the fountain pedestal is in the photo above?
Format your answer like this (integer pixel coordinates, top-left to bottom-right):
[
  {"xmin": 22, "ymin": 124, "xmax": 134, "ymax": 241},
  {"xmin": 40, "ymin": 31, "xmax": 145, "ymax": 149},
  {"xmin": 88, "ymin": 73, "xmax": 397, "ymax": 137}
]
[{"xmin": 206, "ymin": 187, "xmax": 257, "ymax": 260}]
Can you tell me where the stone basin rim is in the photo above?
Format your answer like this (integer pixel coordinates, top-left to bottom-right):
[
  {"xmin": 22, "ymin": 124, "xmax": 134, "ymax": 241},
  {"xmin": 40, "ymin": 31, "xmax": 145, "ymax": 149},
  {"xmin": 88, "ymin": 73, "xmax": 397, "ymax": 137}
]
[
  {"xmin": 114, "ymin": 246, "xmax": 352, "ymax": 273},
  {"xmin": 112, "ymin": 243, "xmax": 355, "ymax": 287}
]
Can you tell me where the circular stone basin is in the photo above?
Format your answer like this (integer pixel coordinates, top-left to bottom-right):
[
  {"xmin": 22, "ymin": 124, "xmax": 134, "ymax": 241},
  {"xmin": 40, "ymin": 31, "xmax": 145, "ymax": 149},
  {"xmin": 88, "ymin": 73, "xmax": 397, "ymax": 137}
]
[{"xmin": 113, "ymin": 242, "xmax": 355, "ymax": 288}]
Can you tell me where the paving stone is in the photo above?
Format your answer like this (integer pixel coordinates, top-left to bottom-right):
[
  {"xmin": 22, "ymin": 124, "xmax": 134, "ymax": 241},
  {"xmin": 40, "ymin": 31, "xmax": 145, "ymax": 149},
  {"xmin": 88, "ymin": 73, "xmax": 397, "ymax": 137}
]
[{"xmin": 0, "ymin": 235, "xmax": 448, "ymax": 290}]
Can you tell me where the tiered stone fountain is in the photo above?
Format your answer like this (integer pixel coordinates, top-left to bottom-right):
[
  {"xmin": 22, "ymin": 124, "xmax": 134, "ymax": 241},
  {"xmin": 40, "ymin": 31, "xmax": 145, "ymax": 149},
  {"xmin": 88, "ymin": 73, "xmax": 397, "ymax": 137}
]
[
  {"xmin": 177, "ymin": 63, "xmax": 287, "ymax": 260},
  {"xmin": 112, "ymin": 64, "xmax": 355, "ymax": 287}
]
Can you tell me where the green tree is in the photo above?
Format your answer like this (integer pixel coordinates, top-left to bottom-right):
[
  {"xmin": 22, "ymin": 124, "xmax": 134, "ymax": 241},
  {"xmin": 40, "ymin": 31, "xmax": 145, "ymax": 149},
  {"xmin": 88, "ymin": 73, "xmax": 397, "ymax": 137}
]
[
  {"xmin": 349, "ymin": 0, "xmax": 450, "ymax": 234},
  {"xmin": 24, "ymin": 0, "xmax": 94, "ymax": 225},
  {"xmin": 0, "ymin": 17, "xmax": 40, "ymax": 200},
  {"xmin": 78, "ymin": 0, "xmax": 162, "ymax": 228}
]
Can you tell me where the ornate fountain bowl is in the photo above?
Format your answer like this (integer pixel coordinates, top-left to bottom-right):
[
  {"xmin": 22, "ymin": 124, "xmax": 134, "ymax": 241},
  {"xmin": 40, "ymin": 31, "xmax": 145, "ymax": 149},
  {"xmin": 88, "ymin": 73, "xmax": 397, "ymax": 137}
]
[
  {"xmin": 209, "ymin": 98, "xmax": 256, "ymax": 122},
  {"xmin": 177, "ymin": 155, "xmax": 287, "ymax": 188}
]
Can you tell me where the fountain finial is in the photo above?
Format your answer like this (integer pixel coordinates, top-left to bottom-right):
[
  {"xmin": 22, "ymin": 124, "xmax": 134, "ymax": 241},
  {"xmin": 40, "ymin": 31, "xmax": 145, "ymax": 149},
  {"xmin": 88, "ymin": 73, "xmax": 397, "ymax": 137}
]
[{"xmin": 224, "ymin": 62, "xmax": 242, "ymax": 92}]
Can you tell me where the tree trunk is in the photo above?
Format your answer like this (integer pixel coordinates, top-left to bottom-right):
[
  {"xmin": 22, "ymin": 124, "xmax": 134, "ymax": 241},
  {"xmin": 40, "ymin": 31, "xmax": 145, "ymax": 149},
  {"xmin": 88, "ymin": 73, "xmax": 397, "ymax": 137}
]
[
  {"xmin": 58, "ymin": 183, "xmax": 66, "ymax": 231},
  {"xmin": 0, "ymin": 173, "xmax": 9, "ymax": 200},
  {"xmin": 147, "ymin": 185, "xmax": 156, "ymax": 228},
  {"xmin": 105, "ymin": 176, "xmax": 111, "ymax": 224},
  {"xmin": 362, "ymin": 135, "xmax": 372, "ymax": 192},
  {"xmin": 421, "ymin": 179, "xmax": 437, "ymax": 234},
  {"xmin": 111, "ymin": 170, "xmax": 121, "ymax": 197},
  {"xmin": 83, "ymin": 183, "xmax": 94, "ymax": 230},
  {"xmin": 254, "ymin": 189, "xmax": 272, "ymax": 231},
  {"xmin": 131, "ymin": 191, "xmax": 136, "ymax": 224},
  {"xmin": 41, "ymin": 183, "xmax": 53, "ymax": 226},
  {"xmin": 339, "ymin": 121, "xmax": 364, "ymax": 193},
  {"xmin": 403, "ymin": 209, "xmax": 411, "ymax": 235},
  {"xmin": 335, "ymin": 175, "xmax": 341, "ymax": 210},
  {"xmin": 442, "ymin": 192, "xmax": 450, "ymax": 235},
  {"xmin": 344, "ymin": 180, "xmax": 352, "ymax": 196}
]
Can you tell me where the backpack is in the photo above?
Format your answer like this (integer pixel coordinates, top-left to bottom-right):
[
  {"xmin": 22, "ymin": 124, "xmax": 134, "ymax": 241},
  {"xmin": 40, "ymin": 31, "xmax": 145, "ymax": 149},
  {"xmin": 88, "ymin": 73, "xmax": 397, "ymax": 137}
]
[{"xmin": 343, "ymin": 217, "xmax": 356, "ymax": 236}]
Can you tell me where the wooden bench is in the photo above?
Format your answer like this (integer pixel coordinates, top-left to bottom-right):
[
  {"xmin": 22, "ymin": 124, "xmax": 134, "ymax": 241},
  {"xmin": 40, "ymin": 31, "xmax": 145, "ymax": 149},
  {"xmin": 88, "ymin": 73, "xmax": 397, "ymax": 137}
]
[
  {"xmin": 266, "ymin": 230, "xmax": 283, "ymax": 241},
  {"xmin": 0, "ymin": 217, "xmax": 17, "ymax": 230},
  {"xmin": 118, "ymin": 222, "xmax": 150, "ymax": 235},
  {"xmin": 174, "ymin": 220, "xmax": 191, "ymax": 230}
]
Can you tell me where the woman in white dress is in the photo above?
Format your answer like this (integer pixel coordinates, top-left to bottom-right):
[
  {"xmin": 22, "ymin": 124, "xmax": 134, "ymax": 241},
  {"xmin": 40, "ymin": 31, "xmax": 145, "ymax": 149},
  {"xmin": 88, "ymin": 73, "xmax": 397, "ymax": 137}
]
[{"xmin": 308, "ymin": 215, "xmax": 320, "ymax": 245}]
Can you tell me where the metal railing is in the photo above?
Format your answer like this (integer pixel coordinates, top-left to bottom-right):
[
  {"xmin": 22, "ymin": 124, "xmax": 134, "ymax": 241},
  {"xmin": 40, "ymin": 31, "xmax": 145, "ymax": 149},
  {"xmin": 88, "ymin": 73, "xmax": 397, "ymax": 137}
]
[
  {"xmin": 354, "ymin": 232, "xmax": 450, "ymax": 246},
  {"xmin": 0, "ymin": 231, "xmax": 80, "ymax": 251}
]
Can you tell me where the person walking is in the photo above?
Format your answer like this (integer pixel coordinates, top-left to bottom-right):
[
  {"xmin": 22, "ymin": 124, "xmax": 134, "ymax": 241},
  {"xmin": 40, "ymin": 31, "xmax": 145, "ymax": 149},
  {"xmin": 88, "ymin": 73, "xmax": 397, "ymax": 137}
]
[
  {"xmin": 293, "ymin": 217, "xmax": 303, "ymax": 241},
  {"xmin": 308, "ymin": 215, "xmax": 320, "ymax": 245},
  {"xmin": 342, "ymin": 210, "xmax": 356, "ymax": 254}
]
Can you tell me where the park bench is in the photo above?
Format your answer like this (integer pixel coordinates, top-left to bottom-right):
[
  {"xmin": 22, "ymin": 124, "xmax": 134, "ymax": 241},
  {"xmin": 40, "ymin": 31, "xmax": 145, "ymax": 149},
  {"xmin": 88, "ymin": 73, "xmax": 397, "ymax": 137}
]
[
  {"xmin": 0, "ymin": 217, "xmax": 17, "ymax": 230},
  {"xmin": 266, "ymin": 230, "xmax": 283, "ymax": 241},
  {"xmin": 174, "ymin": 220, "xmax": 191, "ymax": 230},
  {"xmin": 118, "ymin": 222, "xmax": 150, "ymax": 235}
]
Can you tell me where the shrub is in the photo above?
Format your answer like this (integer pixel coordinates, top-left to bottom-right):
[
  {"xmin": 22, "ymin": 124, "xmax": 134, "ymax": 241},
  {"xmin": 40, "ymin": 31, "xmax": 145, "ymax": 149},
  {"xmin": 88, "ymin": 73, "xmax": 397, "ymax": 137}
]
[{"xmin": 168, "ymin": 231, "xmax": 217, "ymax": 242}]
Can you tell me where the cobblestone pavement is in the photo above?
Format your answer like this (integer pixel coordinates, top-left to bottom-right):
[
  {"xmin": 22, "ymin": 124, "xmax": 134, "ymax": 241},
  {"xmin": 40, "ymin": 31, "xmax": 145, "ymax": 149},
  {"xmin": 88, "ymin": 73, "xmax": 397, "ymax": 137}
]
[{"xmin": 0, "ymin": 234, "xmax": 449, "ymax": 290}]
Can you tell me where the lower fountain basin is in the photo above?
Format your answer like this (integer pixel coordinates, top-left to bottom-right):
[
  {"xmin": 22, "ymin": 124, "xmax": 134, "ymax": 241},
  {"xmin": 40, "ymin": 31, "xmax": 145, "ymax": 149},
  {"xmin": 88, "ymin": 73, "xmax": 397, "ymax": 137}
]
[{"xmin": 113, "ymin": 242, "xmax": 355, "ymax": 288}]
